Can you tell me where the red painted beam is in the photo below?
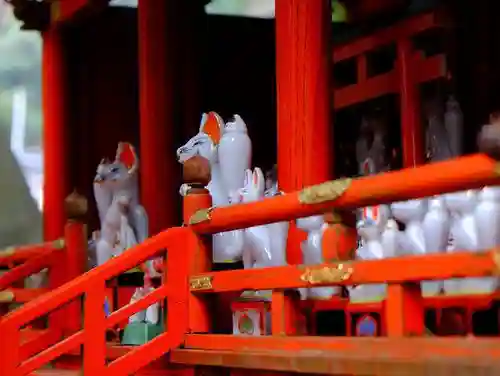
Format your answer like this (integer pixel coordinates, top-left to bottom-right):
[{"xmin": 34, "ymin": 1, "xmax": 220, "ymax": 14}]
[
  {"xmin": 334, "ymin": 53, "xmax": 446, "ymax": 109},
  {"xmin": 333, "ymin": 10, "xmax": 445, "ymax": 63},
  {"xmin": 50, "ymin": 0, "xmax": 108, "ymax": 25}
]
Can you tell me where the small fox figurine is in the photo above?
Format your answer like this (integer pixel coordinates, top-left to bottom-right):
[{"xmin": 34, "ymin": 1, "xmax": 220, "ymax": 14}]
[{"xmin": 93, "ymin": 142, "xmax": 149, "ymax": 267}]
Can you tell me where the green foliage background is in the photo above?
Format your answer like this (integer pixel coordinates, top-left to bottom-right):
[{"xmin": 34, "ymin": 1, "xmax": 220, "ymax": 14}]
[{"xmin": 0, "ymin": 2, "xmax": 42, "ymax": 247}]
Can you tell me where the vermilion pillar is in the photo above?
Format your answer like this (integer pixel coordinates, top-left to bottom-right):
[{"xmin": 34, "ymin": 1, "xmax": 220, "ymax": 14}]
[
  {"xmin": 42, "ymin": 27, "xmax": 70, "ymax": 241},
  {"xmin": 398, "ymin": 39, "xmax": 424, "ymax": 167},
  {"xmin": 137, "ymin": 0, "xmax": 179, "ymax": 234},
  {"xmin": 275, "ymin": 0, "xmax": 333, "ymax": 264}
]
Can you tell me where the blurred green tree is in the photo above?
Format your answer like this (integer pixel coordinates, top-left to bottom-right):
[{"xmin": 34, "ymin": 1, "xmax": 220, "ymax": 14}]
[{"xmin": 0, "ymin": 2, "xmax": 42, "ymax": 247}]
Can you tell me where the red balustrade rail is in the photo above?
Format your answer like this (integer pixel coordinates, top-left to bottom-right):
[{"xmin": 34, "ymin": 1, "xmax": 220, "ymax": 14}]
[
  {"xmin": 190, "ymin": 154, "xmax": 500, "ymax": 234},
  {"xmin": 332, "ymin": 10, "xmax": 447, "ymax": 110},
  {"xmin": 1, "ymin": 153, "xmax": 500, "ymax": 375},
  {"xmin": 0, "ymin": 227, "xmax": 198, "ymax": 375},
  {"xmin": 0, "ymin": 241, "xmax": 60, "ymax": 267},
  {"xmin": 0, "ymin": 220, "xmax": 87, "ymax": 364}
]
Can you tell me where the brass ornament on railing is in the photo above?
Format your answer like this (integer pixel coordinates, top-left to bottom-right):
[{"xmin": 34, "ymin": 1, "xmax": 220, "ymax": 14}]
[
  {"xmin": 189, "ymin": 207, "xmax": 214, "ymax": 225},
  {"xmin": 64, "ymin": 190, "xmax": 88, "ymax": 220},
  {"xmin": 0, "ymin": 246, "xmax": 15, "ymax": 256},
  {"xmin": 52, "ymin": 239, "xmax": 65, "ymax": 249},
  {"xmin": 298, "ymin": 178, "xmax": 352, "ymax": 205},
  {"xmin": 300, "ymin": 264, "xmax": 353, "ymax": 285},
  {"xmin": 493, "ymin": 248, "xmax": 500, "ymax": 275},
  {"xmin": 189, "ymin": 275, "xmax": 213, "ymax": 291},
  {"xmin": 494, "ymin": 163, "xmax": 500, "ymax": 177},
  {"xmin": 0, "ymin": 290, "xmax": 14, "ymax": 303}
]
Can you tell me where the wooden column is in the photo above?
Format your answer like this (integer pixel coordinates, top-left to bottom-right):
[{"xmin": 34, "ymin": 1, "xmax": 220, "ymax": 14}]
[
  {"xmin": 137, "ymin": 0, "xmax": 179, "ymax": 235},
  {"xmin": 42, "ymin": 27, "xmax": 70, "ymax": 241},
  {"xmin": 275, "ymin": 0, "xmax": 333, "ymax": 264},
  {"xmin": 398, "ymin": 39, "xmax": 424, "ymax": 167}
]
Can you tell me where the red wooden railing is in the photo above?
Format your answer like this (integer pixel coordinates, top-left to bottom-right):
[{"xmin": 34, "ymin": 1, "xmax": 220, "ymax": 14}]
[
  {"xmin": 0, "ymin": 226, "xmax": 197, "ymax": 375},
  {"xmin": 0, "ymin": 217, "xmax": 87, "ymax": 360},
  {"xmin": 1, "ymin": 154, "xmax": 500, "ymax": 374}
]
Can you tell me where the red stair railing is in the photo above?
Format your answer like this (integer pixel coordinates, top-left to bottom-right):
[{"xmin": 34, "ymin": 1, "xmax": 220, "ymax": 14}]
[
  {"xmin": 0, "ymin": 209, "xmax": 87, "ymax": 356},
  {"xmin": 0, "ymin": 226, "xmax": 197, "ymax": 375}
]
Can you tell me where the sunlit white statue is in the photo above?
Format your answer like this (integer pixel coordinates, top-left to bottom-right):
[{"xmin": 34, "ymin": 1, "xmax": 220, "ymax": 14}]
[
  {"xmin": 240, "ymin": 168, "xmax": 287, "ymax": 269},
  {"xmin": 443, "ymin": 190, "xmax": 478, "ymax": 294},
  {"xmin": 349, "ymin": 114, "xmax": 399, "ymax": 301},
  {"xmin": 426, "ymin": 97, "xmax": 499, "ymax": 294},
  {"xmin": 442, "ymin": 111, "xmax": 500, "ymax": 294},
  {"xmin": 93, "ymin": 142, "xmax": 158, "ymax": 323},
  {"xmin": 296, "ymin": 215, "xmax": 335, "ymax": 300},
  {"xmin": 421, "ymin": 196, "xmax": 450, "ymax": 294},
  {"xmin": 238, "ymin": 168, "xmax": 288, "ymax": 299},
  {"xmin": 350, "ymin": 205, "xmax": 396, "ymax": 302},
  {"xmin": 93, "ymin": 142, "xmax": 148, "ymax": 265},
  {"xmin": 471, "ymin": 189, "xmax": 500, "ymax": 293},
  {"xmin": 468, "ymin": 113, "xmax": 500, "ymax": 294},
  {"xmin": 177, "ymin": 112, "xmax": 251, "ymax": 263}
]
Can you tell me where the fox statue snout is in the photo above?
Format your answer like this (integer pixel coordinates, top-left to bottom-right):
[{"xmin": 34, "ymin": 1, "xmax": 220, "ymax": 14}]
[{"xmin": 176, "ymin": 146, "xmax": 191, "ymax": 162}]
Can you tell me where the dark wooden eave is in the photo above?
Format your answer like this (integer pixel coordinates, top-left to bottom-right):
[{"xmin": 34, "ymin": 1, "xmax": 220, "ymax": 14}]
[
  {"xmin": 4, "ymin": 0, "xmax": 211, "ymax": 31},
  {"xmin": 3, "ymin": 0, "xmax": 51, "ymax": 31}
]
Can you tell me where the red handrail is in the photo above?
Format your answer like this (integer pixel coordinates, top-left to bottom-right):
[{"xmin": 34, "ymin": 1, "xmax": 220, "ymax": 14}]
[
  {"xmin": 0, "ymin": 241, "xmax": 60, "ymax": 267},
  {"xmin": 0, "ymin": 226, "xmax": 197, "ymax": 375},
  {"xmin": 189, "ymin": 154, "xmax": 499, "ymax": 234}
]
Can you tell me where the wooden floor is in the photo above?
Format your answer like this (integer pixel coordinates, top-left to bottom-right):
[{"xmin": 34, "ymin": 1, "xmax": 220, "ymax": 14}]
[{"xmin": 170, "ymin": 348, "xmax": 500, "ymax": 376}]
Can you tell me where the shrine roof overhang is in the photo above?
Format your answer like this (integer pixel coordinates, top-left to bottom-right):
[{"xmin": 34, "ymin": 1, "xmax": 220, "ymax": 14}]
[
  {"xmin": 3, "ymin": 0, "xmax": 437, "ymax": 31},
  {"xmin": 2, "ymin": 0, "xmax": 210, "ymax": 30}
]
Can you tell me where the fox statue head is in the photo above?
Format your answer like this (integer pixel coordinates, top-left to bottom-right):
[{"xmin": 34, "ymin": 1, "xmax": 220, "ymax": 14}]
[
  {"xmin": 240, "ymin": 167, "xmax": 265, "ymax": 203},
  {"xmin": 177, "ymin": 112, "xmax": 224, "ymax": 165},
  {"xmin": 94, "ymin": 142, "xmax": 139, "ymax": 190},
  {"xmin": 93, "ymin": 142, "xmax": 140, "ymax": 225}
]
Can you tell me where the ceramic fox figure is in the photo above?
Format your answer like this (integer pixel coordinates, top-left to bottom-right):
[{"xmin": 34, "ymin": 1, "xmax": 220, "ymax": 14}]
[
  {"xmin": 219, "ymin": 114, "xmax": 252, "ymax": 202},
  {"xmin": 239, "ymin": 167, "xmax": 288, "ymax": 299},
  {"xmin": 240, "ymin": 168, "xmax": 288, "ymax": 269},
  {"xmin": 421, "ymin": 96, "xmax": 460, "ymax": 295},
  {"xmin": 296, "ymin": 215, "xmax": 330, "ymax": 300},
  {"xmin": 468, "ymin": 113, "xmax": 500, "ymax": 294},
  {"xmin": 350, "ymin": 205, "xmax": 394, "ymax": 302},
  {"xmin": 421, "ymin": 196, "xmax": 450, "ymax": 295},
  {"xmin": 443, "ymin": 190, "xmax": 479, "ymax": 294},
  {"xmin": 93, "ymin": 142, "xmax": 148, "ymax": 266},
  {"xmin": 177, "ymin": 112, "xmax": 251, "ymax": 263}
]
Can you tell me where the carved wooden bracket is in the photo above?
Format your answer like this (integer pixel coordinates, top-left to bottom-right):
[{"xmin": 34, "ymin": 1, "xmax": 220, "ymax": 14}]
[{"xmin": 4, "ymin": 0, "xmax": 50, "ymax": 31}]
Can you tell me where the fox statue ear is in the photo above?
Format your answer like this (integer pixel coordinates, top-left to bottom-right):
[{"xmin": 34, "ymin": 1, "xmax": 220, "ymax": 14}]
[
  {"xmin": 252, "ymin": 167, "xmax": 265, "ymax": 191},
  {"xmin": 244, "ymin": 169, "xmax": 252, "ymax": 187},
  {"xmin": 201, "ymin": 111, "xmax": 224, "ymax": 145},
  {"xmin": 116, "ymin": 142, "xmax": 139, "ymax": 175}
]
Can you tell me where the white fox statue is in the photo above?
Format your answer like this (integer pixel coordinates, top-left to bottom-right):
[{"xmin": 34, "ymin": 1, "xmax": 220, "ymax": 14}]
[
  {"xmin": 93, "ymin": 142, "xmax": 148, "ymax": 265},
  {"xmin": 177, "ymin": 112, "xmax": 252, "ymax": 263},
  {"xmin": 93, "ymin": 142, "xmax": 158, "ymax": 324},
  {"xmin": 239, "ymin": 168, "xmax": 288, "ymax": 270}
]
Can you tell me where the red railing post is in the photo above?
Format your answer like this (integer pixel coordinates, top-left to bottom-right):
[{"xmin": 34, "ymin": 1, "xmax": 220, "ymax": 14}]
[
  {"xmin": 83, "ymin": 280, "xmax": 107, "ymax": 374},
  {"xmin": 398, "ymin": 37, "xmax": 424, "ymax": 168},
  {"xmin": 385, "ymin": 283, "xmax": 424, "ymax": 336},
  {"xmin": 182, "ymin": 184, "xmax": 213, "ymax": 334},
  {"xmin": 0, "ymin": 321, "xmax": 20, "ymax": 375},
  {"xmin": 48, "ymin": 191, "xmax": 87, "ymax": 336}
]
